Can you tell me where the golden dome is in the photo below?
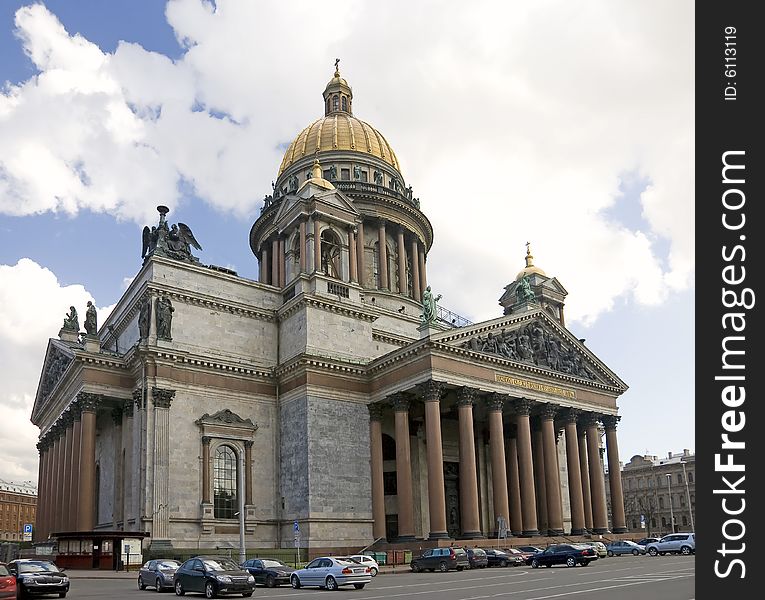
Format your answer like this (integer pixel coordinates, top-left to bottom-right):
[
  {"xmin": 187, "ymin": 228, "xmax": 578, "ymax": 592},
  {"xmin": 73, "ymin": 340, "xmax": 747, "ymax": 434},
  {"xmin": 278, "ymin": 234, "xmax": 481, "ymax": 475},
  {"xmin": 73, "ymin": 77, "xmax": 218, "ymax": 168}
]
[
  {"xmin": 278, "ymin": 114, "xmax": 401, "ymax": 176},
  {"xmin": 515, "ymin": 243, "xmax": 547, "ymax": 280}
]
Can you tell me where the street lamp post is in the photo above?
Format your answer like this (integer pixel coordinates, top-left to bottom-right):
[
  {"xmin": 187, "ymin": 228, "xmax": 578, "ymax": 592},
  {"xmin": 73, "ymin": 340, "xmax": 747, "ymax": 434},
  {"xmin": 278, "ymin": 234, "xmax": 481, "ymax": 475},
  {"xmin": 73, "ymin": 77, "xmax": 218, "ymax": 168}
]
[
  {"xmin": 680, "ymin": 461, "xmax": 694, "ymax": 531},
  {"xmin": 238, "ymin": 451, "xmax": 246, "ymax": 565},
  {"xmin": 666, "ymin": 474, "xmax": 675, "ymax": 534}
]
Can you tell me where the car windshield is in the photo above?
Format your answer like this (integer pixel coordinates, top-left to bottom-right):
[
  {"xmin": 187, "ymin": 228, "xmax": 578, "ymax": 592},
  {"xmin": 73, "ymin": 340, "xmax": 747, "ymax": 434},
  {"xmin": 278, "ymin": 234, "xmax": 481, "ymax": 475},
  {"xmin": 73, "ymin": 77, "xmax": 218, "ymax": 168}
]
[
  {"xmin": 0, "ymin": 566, "xmax": 9, "ymax": 576},
  {"xmin": 261, "ymin": 560, "xmax": 286, "ymax": 568},
  {"xmin": 506, "ymin": 549, "xmax": 520, "ymax": 554},
  {"xmin": 453, "ymin": 548, "xmax": 467, "ymax": 556},
  {"xmin": 157, "ymin": 561, "xmax": 180, "ymax": 570},
  {"xmin": 472, "ymin": 549, "xmax": 486, "ymax": 555},
  {"xmin": 202, "ymin": 559, "xmax": 240, "ymax": 571},
  {"xmin": 17, "ymin": 562, "xmax": 60, "ymax": 574},
  {"xmin": 334, "ymin": 559, "xmax": 357, "ymax": 566}
]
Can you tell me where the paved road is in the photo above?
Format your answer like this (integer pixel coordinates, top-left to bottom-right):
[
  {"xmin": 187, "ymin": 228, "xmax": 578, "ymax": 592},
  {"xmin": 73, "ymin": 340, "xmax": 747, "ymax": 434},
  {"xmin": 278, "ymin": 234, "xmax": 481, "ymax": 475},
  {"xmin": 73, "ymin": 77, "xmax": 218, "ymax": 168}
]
[{"xmin": 65, "ymin": 555, "xmax": 694, "ymax": 599}]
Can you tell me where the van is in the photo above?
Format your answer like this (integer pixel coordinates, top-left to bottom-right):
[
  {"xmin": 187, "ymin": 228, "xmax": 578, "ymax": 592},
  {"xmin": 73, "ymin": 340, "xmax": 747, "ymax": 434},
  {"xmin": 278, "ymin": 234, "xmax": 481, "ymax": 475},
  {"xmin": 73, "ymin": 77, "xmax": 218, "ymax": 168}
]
[{"xmin": 410, "ymin": 547, "xmax": 470, "ymax": 572}]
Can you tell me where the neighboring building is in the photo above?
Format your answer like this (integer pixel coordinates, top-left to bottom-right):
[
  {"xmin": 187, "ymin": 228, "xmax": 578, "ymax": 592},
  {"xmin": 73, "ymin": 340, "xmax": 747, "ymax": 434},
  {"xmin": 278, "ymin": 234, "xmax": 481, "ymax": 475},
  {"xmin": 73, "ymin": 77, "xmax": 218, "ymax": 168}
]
[
  {"xmin": 0, "ymin": 481, "xmax": 37, "ymax": 541},
  {"xmin": 607, "ymin": 450, "xmax": 695, "ymax": 536},
  {"xmin": 29, "ymin": 65, "xmax": 631, "ymax": 560}
]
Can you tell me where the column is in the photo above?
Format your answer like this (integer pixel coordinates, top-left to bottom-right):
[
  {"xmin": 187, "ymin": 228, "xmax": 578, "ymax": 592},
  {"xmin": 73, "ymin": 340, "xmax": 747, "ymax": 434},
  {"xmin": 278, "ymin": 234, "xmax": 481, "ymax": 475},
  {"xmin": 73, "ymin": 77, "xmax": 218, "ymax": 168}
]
[
  {"xmin": 68, "ymin": 408, "xmax": 82, "ymax": 531},
  {"xmin": 532, "ymin": 420, "xmax": 548, "ymax": 534},
  {"xmin": 411, "ymin": 238, "xmax": 421, "ymax": 302},
  {"xmin": 34, "ymin": 442, "xmax": 45, "ymax": 541},
  {"xmin": 423, "ymin": 380, "xmax": 448, "ymax": 538},
  {"xmin": 122, "ymin": 399, "xmax": 133, "ymax": 530},
  {"xmin": 377, "ymin": 219, "xmax": 388, "ymax": 290},
  {"xmin": 397, "ymin": 228, "xmax": 407, "ymax": 295},
  {"xmin": 278, "ymin": 237, "xmax": 286, "ymax": 287},
  {"xmin": 77, "ymin": 393, "xmax": 101, "ymax": 531},
  {"xmin": 368, "ymin": 404, "xmax": 386, "ymax": 540},
  {"xmin": 61, "ymin": 412, "xmax": 74, "ymax": 532},
  {"xmin": 299, "ymin": 219, "xmax": 307, "ymax": 273},
  {"xmin": 112, "ymin": 408, "xmax": 123, "ymax": 529},
  {"xmin": 271, "ymin": 238, "xmax": 279, "ymax": 285},
  {"xmin": 540, "ymin": 405, "xmax": 564, "ymax": 535},
  {"xmin": 151, "ymin": 387, "xmax": 175, "ymax": 544},
  {"xmin": 603, "ymin": 415, "xmax": 628, "ymax": 533},
  {"xmin": 244, "ymin": 441, "xmax": 254, "ymax": 505},
  {"xmin": 53, "ymin": 424, "xmax": 65, "ymax": 533},
  {"xmin": 456, "ymin": 387, "xmax": 482, "ymax": 538},
  {"xmin": 132, "ymin": 388, "xmax": 144, "ymax": 526},
  {"xmin": 46, "ymin": 431, "xmax": 59, "ymax": 536},
  {"xmin": 261, "ymin": 248, "xmax": 270, "ymax": 284},
  {"xmin": 487, "ymin": 394, "xmax": 510, "ymax": 535},
  {"xmin": 356, "ymin": 220, "xmax": 366, "ymax": 287},
  {"xmin": 314, "ymin": 218, "xmax": 322, "ymax": 274},
  {"xmin": 201, "ymin": 436, "xmax": 212, "ymax": 504},
  {"xmin": 583, "ymin": 413, "xmax": 609, "ymax": 533},
  {"xmin": 563, "ymin": 410, "xmax": 586, "ymax": 535},
  {"xmin": 578, "ymin": 426, "xmax": 594, "ymax": 532},
  {"xmin": 418, "ymin": 243, "xmax": 427, "ymax": 296},
  {"xmin": 513, "ymin": 398, "xmax": 539, "ymax": 536},
  {"xmin": 348, "ymin": 227, "xmax": 358, "ymax": 283},
  {"xmin": 390, "ymin": 394, "xmax": 414, "ymax": 541},
  {"xmin": 506, "ymin": 429, "xmax": 523, "ymax": 535}
]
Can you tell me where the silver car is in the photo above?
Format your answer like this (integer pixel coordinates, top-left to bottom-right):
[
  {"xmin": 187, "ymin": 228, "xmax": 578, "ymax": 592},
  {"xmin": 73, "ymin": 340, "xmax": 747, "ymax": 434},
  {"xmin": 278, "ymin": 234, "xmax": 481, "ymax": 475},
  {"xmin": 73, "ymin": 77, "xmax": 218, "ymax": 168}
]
[
  {"xmin": 606, "ymin": 540, "xmax": 646, "ymax": 556},
  {"xmin": 138, "ymin": 559, "xmax": 181, "ymax": 591},
  {"xmin": 290, "ymin": 557, "xmax": 371, "ymax": 591},
  {"xmin": 646, "ymin": 533, "xmax": 695, "ymax": 556}
]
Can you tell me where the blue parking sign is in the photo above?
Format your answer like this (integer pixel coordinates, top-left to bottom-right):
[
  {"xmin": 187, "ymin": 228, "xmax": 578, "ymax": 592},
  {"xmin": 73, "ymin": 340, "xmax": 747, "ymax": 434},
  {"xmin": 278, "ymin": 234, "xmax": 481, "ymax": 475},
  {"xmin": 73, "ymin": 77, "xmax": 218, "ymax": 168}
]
[
  {"xmin": 293, "ymin": 520, "xmax": 299, "ymax": 532},
  {"xmin": 23, "ymin": 524, "xmax": 33, "ymax": 534}
]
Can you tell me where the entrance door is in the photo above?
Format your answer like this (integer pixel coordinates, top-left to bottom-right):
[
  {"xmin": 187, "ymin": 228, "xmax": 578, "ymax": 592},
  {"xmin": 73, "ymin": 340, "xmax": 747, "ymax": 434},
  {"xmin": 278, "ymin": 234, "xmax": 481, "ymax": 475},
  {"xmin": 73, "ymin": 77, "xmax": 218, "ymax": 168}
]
[
  {"xmin": 444, "ymin": 462, "xmax": 461, "ymax": 538},
  {"xmin": 92, "ymin": 542, "xmax": 101, "ymax": 569}
]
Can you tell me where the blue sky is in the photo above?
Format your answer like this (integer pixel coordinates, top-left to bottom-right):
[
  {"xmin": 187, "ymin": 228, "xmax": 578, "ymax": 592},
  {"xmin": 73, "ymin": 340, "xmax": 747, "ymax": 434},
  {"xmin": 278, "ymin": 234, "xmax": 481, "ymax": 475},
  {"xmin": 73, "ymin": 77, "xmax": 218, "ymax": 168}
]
[{"xmin": 0, "ymin": 0, "xmax": 694, "ymax": 483}]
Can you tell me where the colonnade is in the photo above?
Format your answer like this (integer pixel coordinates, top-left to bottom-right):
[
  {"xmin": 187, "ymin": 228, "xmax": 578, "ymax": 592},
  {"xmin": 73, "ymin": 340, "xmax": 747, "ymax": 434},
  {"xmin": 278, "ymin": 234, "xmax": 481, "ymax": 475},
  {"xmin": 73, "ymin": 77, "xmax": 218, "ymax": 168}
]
[
  {"xmin": 368, "ymin": 382, "xmax": 627, "ymax": 541},
  {"xmin": 258, "ymin": 216, "xmax": 427, "ymax": 300}
]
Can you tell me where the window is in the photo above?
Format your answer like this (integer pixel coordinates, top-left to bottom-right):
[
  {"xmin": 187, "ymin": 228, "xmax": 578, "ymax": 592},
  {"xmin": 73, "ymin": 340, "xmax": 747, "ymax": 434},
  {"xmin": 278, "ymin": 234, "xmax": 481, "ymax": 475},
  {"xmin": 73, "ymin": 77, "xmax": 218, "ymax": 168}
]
[
  {"xmin": 341, "ymin": 168, "xmax": 350, "ymax": 181},
  {"xmin": 360, "ymin": 170, "xmax": 368, "ymax": 182},
  {"xmin": 333, "ymin": 95, "xmax": 339, "ymax": 111},
  {"xmin": 320, "ymin": 229, "xmax": 342, "ymax": 279},
  {"xmin": 682, "ymin": 516, "xmax": 688, "ymax": 526},
  {"xmin": 688, "ymin": 471, "xmax": 694, "ymax": 483},
  {"xmin": 341, "ymin": 96, "xmax": 348, "ymax": 111},
  {"xmin": 659, "ymin": 497, "xmax": 664, "ymax": 509},
  {"xmin": 661, "ymin": 517, "xmax": 667, "ymax": 527},
  {"xmin": 383, "ymin": 472, "xmax": 397, "ymax": 496},
  {"xmin": 382, "ymin": 434, "xmax": 396, "ymax": 461},
  {"xmin": 214, "ymin": 445, "xmax": 238, "ymax": 519},
  {"xmin": 677, "ymin": 473, "xmax": 683, "ymax": 484}
]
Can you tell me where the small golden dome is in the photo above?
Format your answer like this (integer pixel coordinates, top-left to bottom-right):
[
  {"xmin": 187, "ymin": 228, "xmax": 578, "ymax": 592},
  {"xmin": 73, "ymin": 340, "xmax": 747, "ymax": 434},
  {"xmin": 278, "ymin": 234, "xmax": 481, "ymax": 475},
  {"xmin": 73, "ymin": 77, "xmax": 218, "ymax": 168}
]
[{"xmin": 515, "ymin": 243, "xmax": 547, "ymax": 280}]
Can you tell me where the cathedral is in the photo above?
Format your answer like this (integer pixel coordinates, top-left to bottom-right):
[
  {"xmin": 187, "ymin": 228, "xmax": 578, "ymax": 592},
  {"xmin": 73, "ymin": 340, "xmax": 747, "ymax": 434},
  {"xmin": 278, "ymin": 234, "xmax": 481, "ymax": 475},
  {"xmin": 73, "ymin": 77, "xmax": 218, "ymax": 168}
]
[{"xmin": 30, "ymin": 65, "xmax": 629, "ymax": 566}]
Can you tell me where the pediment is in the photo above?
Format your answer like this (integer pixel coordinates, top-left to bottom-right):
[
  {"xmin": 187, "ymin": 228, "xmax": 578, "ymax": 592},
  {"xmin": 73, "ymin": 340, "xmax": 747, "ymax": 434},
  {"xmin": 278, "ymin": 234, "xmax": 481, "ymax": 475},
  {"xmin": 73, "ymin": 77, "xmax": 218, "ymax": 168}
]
[
  {"xmin": 499, "ymin": 275, "xmax": 568, "ymax": 306},
  {"xmin": 195, "ymin": 409, "xmax": 258, "ymax": 431},
  {"xmin": 273, "ymin": 187, "xmax": 359, "ymax": 229},
  {"xmin": 431, "ymin": 310, "xmax": 626, "ymax": 390},
  {"xmin": 32, "ymin": 339, "xmax": 77, "ymax": 421}
]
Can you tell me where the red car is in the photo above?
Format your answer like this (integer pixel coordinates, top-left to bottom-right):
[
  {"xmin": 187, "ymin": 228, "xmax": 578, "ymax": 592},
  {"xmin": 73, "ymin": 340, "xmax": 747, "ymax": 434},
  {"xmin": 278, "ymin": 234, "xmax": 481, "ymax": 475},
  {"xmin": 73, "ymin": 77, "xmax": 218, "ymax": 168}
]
[{"xmin": 0, "ymin": 563, "xmax": 16, "ymax": 600}]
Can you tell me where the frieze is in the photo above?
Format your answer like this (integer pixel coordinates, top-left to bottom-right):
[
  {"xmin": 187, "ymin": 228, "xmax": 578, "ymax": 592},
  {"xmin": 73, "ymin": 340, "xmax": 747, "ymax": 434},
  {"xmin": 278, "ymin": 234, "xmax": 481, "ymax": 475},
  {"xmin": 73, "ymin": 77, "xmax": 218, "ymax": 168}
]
[
  {"xmin": 495, "ymin": 374, "xmax": 576, "ymax": 400},
  {"xmin": 461, "ymin": 319, "xmax": 600, "ymax": 382}
]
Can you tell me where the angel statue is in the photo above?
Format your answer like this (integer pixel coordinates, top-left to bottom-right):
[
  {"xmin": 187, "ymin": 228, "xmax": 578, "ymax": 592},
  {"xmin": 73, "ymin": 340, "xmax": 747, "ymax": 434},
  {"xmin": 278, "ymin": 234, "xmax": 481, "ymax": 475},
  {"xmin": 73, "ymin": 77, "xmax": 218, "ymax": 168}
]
[{"xmin": 141, "ymin": 206, "xmax": 203, "ymax": 264}]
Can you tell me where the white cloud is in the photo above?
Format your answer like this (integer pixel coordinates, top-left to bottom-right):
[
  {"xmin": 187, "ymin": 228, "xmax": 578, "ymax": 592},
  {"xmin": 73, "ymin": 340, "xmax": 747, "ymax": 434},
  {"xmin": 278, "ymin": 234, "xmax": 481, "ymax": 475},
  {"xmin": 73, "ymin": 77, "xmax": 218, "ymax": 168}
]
[
  {"xmin": 0, "ymin": 0, "xmax": 693, "ymax": 325},
  {"xmin": 0, "ymin": 259, "xmax": 113, "ymax": 481}
]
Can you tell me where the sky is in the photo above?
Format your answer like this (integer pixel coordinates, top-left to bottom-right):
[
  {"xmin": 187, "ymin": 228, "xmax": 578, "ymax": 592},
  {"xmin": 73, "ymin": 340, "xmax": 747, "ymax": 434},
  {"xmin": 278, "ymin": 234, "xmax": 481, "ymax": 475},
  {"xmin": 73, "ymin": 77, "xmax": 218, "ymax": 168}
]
[{"xmin": 0, "ymin": 0, "xmax": 694, "ymax": 485}]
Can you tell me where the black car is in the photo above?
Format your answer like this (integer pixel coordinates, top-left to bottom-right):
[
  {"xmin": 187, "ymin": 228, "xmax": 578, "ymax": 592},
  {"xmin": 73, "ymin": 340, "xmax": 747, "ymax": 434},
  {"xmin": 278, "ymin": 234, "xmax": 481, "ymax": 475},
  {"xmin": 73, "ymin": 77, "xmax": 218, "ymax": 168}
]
[
  {"xmin": 241, "ymin": 558, "xmax": 294, "ymax": 588},
  {"xmin": 410, "ymin": 547, "xmax": 470, "ymax": 572},
  {"xmin": 484, "ymin": 549, "xmax": 523, "ymax": 568},
  {"xmin": 465, "ymin": 547, "xmax": 488, "ymax": 569},
  {"xmin": 637, "ymin": 537, "xmax": 660, "ymax": 546},
  {"xmin": 173, "ymin": 556, "xmax": 255, "ymax": 598},
  {"xmin": 7, "ymin": 559, "xmax": 70, "ymax": 598},
  {"xmin": 528, "ymin": 544, "xmax": 598, "ymax": 568},
  {"xmin": 138, "ymin": 559, "xmax": 181, "ymax": 591}
]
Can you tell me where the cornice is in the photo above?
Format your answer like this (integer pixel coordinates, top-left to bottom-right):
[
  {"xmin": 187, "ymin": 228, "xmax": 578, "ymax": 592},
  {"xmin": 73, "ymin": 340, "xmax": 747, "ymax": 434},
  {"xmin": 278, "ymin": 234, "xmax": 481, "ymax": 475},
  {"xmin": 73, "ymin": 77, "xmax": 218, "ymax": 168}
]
[
  {"xmin": 278, "ymin": 295, "xmax": 378, "ymax": 323},
  {"xmin": 150, "ymin": 283, "xmax": 277, "ymax": 323},
  {"xmin": 133, "ymin": 349, "xmax": 275, "ymax": 381},
  {"xmin": 275, "ymin": 353, "xmax": 368, "ymax": 378},
  {"xmin": 371, "ymin": 330, "xmax": 417, "ymax": 348}
]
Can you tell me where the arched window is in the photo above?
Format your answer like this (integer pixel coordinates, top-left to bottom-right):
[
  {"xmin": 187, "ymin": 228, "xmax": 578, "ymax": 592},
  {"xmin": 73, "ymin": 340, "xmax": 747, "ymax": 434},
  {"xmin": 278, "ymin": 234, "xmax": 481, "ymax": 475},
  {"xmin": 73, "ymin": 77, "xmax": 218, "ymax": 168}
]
[
  {"xmin": 341, "ymin": 96, "xmax": 348, "ymax": 111},
  {"xmin": 677, "ymin": 473, "xmax": 683, "ymax": 484},
  {"xmin": 320, "ymin": 229, "xmax": 342, "ymax": 279},
  {"xmin": 292, "ymin": 235, "xmax": 301, "ymax": 270},
  {"xmin": 333, "ymin": 95, "xmax": 339, "ymax": 111},
  {"xmin": 214, "ymin": 445, "xmax": 238, "ymax": 519}
]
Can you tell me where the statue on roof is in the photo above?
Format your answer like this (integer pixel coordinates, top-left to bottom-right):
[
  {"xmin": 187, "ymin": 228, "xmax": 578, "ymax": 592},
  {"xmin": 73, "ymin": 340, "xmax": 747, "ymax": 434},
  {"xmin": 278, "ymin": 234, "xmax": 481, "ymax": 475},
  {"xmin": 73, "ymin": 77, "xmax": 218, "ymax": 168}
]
[
  {"xmin": 62, "ymin": 306, "xmax": 79, "ymax": 331},
  {"xmin": 516, "ymin": 275, "xmax": 536, "ymax": 303},
  {"xmin": 141, "ymin": 206, "xmax": 203, "ymax": 265},
  {"xmin": 84, "ymin": 301, "xmax": 97, "ymax": 336},
  {"xmin": 421, "ymin": 285, "xmax": 442, "ymax": 326}
]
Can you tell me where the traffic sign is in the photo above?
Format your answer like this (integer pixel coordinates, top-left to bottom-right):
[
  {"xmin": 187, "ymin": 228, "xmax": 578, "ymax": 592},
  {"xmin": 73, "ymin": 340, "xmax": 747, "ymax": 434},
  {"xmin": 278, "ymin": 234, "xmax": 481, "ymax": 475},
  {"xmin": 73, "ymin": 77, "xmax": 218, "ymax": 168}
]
[
  {"xmin": 293, "ymin": 520, "xmax": 299, "ymax": 532},
  {"xmin": 23, "ymin": 524, "xmax": 33, "ymax": 534}
]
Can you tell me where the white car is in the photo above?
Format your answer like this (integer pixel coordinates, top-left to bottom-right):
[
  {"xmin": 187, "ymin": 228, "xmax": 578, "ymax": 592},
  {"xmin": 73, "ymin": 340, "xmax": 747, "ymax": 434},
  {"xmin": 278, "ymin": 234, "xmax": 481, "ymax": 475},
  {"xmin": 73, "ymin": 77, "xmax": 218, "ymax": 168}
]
[
  {"xmin": 290, "ymin": 557, "xmax": 372, "ymax": 591},
  {"xmin": 646, "ymin": 533, "xmax": 695, "ymax": 556},
  {"xmin": 347, "ymin": 554, "xmax": 380, "ymax": 576}
]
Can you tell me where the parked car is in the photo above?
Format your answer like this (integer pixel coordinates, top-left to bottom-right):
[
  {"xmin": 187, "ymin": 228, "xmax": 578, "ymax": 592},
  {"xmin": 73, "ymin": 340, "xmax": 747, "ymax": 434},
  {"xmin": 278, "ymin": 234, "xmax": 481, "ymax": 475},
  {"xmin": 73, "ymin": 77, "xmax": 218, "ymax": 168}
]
[
  {"xmin": 0, "ymin": 563, "xmax": 17, "ymax": 600},
  {"xmin": 410, "ymin": 547, "xmax": 469, "ymax": 573},
  {"xmin": 514, "ymin": 546, "xmax": 544, "ymax": 565},
  {"xmin": 465, "ymin": 547, "xmax": 488, "ymax": 569},
  {"xmin": 138, "ymin": 559, "xmax": 181, "ymax": 591},
  {"xmin": 637, "ymin": 537, "xmax": 660, "ymax": 546},
  {"xmin": 241, "ymin": 558, "xmax": 294, "ymax": 587},
  {"xmin": 646, "ymin": 533, "xmax": 695, "ymax": 556},
  {"xmin": 529, "ymin": 544, "xmax": 598, "ymax": 568},
  {"xmin": 583, "ymin": 541, "xmax": 608, "ymax": 558},
  {"xmin": 7, "ymin": 559, "xmax": 69, "ymax": 598},
  {"xmin": 346, "ymin": 555, "xmax": 380, "ymax": 576},
  {"xmin": 290, "ymin": 556, "xmax": 371, "ymax": 590},
  {"xmin": 173, "ymin": 556, "xmax": 255, "ymax": 598},
  {"xmin": 502, "ymin": 548, "xmax": 527, "ymax": 566},
  {"xmin": 606, "ymin": 540, "xmax": 646, "ymax": 556},
  {"xmin": 484, "ymin": 549, "xmax": 522, "ymax": 567}
]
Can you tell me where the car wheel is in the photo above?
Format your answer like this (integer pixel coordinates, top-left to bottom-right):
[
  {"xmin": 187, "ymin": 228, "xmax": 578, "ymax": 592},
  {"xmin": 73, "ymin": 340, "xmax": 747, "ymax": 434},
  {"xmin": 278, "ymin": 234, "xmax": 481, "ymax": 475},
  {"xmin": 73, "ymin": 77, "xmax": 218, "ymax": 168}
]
[
  {"xmin": 205, "ymin": 581, "xmax": 217, "ymax": 599},
  {"xmin": 648, "ymin": 547, "xmax": 658, "ymax": 556},
  {"xmin": 325, "ymin": 576, "xmax": 338, "ymax": 591},
  {"xmin": 174, "ymin": 581, "xmax": 185, "ymax": 596},
  {"xmin": 265, "ymin": 575, "xmax": 276, "ymax": 588},
  {"xmin": 439, "ymin": 561, "xmax": 448, "ymax": 572},
  {"xmin": 531, "ymin": 559, "xmax": 539, "ymax": 569},
  {"xmin": 607, "ymin": 551, "xmax": 614, "ymax": 557},
  {"xmin": 354, "ymin": 583, "xmax": 366, "ymax": 590},
  {"xmin": 291, "ymin": 575, "xmax": 301, "ymax": 589},
  {"xmin": 139, "ymin": 576, "xmax": 147, "ymax": 590},
  {"xmin": 370, "ymin": 566, "xmax": 378, "ymax": 576},
  {"xmin": 681, "ymin": 546, "xmax": 692, "ymax": 555},
  {"xmin": 156, "ymin": 578, "xmax": 164, "ymax": 592},
  {"xmin": 456, "ymin": 566, "xmax": 464, "ymax": 571},
  {"xmin": 500, "ymin": 560, "xmax": 508, "ymax": 568},
  {"xmin": 411, "ymin": 563, "xmax": 422, "ymax": 573},
  {"xmin": 581, "ymin": 560, "xmax": 590, "ymax": 566},
  {"xmin": 632, "ymin": 549, "xmax": 640, "ymax": 556},
  {"xmin": 566, "ymin": 557, "xmax": 576, "ymax": 568}
]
